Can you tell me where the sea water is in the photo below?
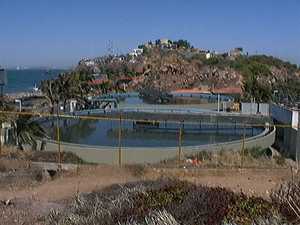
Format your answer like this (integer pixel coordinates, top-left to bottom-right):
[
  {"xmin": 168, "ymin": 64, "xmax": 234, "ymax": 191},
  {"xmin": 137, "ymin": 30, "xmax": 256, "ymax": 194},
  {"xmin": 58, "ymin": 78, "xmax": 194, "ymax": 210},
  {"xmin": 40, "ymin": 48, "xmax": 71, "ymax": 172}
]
[{"xmin": 4, "ymin": 69, "xmax": 64, "ymax": 93}]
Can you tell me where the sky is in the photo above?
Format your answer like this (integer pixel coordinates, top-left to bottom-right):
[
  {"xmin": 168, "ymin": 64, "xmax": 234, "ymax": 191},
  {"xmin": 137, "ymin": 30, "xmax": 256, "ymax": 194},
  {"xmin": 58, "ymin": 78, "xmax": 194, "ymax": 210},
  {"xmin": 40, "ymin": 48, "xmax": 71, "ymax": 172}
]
[{"xmin": 0, "ymin": 0, "xmax": 299, "ymax": 68}]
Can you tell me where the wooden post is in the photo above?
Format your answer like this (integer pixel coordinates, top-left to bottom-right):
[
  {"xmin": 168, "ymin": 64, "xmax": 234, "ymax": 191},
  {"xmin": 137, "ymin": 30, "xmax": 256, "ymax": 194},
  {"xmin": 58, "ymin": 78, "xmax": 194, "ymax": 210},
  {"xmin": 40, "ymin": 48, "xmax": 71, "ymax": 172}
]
[
  {"xmin": 240, "ymin": 123, "xmax": 246, "ymax": 169},
  {"xmin": 56, "ymin": 106, "xmax": 62, "ymax": 169},
  {"xmin": 178, "ymin": 127, "xmax": 183, "ymax": 164},
  {"xmin": 217, "ymin": 93, "xmax": 220, "ymax": 112},
  {"xmin": 118, "ymin": 114, "xmax": 122, "ymax": 167}
]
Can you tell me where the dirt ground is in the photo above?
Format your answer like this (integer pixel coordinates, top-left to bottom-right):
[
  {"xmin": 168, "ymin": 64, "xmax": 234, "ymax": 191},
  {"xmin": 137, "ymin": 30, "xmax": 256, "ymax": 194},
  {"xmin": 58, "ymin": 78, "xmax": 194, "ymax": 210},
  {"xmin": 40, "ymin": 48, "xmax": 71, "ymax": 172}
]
[{"xmin": 0, "ymin": 163, "xmax": 295, "ymax": 225}]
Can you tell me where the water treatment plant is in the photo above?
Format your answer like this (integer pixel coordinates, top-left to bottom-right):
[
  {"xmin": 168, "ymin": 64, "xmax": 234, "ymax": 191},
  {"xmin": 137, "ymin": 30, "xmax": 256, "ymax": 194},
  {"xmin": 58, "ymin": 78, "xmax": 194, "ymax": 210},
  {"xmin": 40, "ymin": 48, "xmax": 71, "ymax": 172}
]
[{"xmin": 37, "ymin": 93, "xmax": 276, "ymax": 164}]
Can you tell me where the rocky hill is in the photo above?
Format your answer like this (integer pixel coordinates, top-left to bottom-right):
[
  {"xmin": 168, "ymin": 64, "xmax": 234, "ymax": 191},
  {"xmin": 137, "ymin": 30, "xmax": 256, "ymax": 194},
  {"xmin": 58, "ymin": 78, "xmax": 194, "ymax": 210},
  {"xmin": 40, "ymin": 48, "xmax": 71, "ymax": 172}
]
[{"xmin": 77, "ymin": 39, "xmax": 300, "ymax": 103}]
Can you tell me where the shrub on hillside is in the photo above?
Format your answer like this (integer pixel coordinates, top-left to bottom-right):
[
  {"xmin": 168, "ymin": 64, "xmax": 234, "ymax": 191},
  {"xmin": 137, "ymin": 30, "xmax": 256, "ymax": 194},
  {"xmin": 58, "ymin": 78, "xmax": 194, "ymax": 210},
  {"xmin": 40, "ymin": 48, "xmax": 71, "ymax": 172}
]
[{"xmin": 46, "ymin": 179, "xmax": 289, "ymax": 225}]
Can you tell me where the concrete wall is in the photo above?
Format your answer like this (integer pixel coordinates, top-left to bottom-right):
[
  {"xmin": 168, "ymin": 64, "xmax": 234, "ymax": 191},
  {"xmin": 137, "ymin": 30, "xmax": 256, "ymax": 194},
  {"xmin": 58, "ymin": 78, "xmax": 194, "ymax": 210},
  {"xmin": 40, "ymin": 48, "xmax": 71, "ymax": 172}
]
[
  {"xmin": 241, "ymin": 103, "xmax": 258, "ymax": 115},
  {"xmin": 241, "ymin": 103, "xmax": 269, "ymax": 116},
  {"xmin": 275, "ymin": 126, "xmax": 298, "ymax": 158},
  {"xmin": 270, "ymin": 104, "xmax": 300, "ymax": 159},
  {"xmin": 270, "ymin": 104, "xmax": 293, "ymax": 124},
  {"xmin": 42, "ymin": 126, "xmax": 275, "ymax": 164},
  {"xmin": 258, "ymin": 104, "xmax": 269, "ymax": 116},
  {"xmin": 292, "ymin": 111, "xmax": 299, "ymax": 130}
]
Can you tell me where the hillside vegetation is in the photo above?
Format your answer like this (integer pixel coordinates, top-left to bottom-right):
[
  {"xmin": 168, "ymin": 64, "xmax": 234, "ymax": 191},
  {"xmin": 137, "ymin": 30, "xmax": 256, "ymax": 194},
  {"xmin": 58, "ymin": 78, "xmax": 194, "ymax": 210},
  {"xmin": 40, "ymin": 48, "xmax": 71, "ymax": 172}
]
[{"xmin": 42, "ymin": 39, "xmax": 300, "ymax": 104}]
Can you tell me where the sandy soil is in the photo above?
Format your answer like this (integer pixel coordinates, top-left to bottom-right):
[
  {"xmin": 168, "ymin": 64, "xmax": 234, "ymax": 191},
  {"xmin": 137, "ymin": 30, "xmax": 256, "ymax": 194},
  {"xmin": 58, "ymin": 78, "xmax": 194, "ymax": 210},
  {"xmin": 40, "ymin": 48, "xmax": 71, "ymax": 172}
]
[
  {"xmin": 144, "ymin": 167, "xmax": 292, "ymax": 198},
  {"xmin": 0, "ymin": 166, "xmax": 292, "ymax": 203},
  {"xmin": 0, "ymin": 165, "xmax": 137, "ymax": 202}
]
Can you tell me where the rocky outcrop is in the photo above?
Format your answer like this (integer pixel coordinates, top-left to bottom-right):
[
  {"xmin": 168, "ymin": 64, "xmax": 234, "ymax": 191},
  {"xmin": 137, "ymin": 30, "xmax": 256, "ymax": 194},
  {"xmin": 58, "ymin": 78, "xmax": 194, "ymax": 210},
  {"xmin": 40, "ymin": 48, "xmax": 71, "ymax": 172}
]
[
  {"xmin": 137, "ymin": 50, "xmax": 242, "ymax": 94},
  {"xmin": 83, "ymin": 45, "xmax": 300, "ymax": 100}
]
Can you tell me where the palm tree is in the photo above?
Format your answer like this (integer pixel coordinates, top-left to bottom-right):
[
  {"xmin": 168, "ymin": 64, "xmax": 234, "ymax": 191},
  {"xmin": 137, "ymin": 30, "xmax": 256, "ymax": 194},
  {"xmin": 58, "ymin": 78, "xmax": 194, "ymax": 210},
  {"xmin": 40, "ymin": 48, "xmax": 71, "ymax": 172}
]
[
  {"xmin": 40, "ymin": 79, "xmax": 60, "ymax": 113},
  {"xmin": 12, "ymin": 114, "xmax": 47, "ymax": 150},
  {"xmin": 41, "ymin": 72, "xmax": 94, "ymax": 113}
]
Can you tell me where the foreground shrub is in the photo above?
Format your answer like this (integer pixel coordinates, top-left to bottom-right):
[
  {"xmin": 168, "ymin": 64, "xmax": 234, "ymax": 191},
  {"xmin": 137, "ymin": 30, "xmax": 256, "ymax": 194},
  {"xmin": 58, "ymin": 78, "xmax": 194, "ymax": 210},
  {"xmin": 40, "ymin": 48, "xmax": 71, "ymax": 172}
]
[
  {"xmin": 46, "ymin": 179, "xmax": 289, "ymax": 225},
  {"xmin": 225, "ymin": 194, "xmax": 281, "ymax": 225},
  {"xmin": 120, "ymin": 210, "xmax": 179, "ymax": 225},
  {"xmin": 271, "ymin": 180, "xmax": 300, "ymax": 224}
]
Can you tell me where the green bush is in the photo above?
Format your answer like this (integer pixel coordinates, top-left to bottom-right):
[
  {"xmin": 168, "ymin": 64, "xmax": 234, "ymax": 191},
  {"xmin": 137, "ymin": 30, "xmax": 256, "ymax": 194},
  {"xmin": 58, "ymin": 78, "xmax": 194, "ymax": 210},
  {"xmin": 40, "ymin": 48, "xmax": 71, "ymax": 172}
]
[{"xmin": 226, "ymin": 194, "xmax": 276, "ymax": 225}]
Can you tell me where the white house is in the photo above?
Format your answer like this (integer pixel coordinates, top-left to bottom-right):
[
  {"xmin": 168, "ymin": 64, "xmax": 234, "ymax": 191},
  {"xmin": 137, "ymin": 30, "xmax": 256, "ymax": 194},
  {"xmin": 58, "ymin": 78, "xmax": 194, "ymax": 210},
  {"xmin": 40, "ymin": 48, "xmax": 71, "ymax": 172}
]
[
  {"xmin": 84, "ymin": 60, "xmax": 95, "ymax": 66},
  {"xmin": 206, "ymin": 52, "xmax": 212, "ymax": 59},
  {"xmin": 79, "ymin": 58, "xmax": 96, "ymax": 67},
  {"xmin": 229, "ymin": 47, "xmax": 243, "ymax": 58},
  {"xmin": 129, "ymin": 48, "xmax": 144, "ymax": 57}
]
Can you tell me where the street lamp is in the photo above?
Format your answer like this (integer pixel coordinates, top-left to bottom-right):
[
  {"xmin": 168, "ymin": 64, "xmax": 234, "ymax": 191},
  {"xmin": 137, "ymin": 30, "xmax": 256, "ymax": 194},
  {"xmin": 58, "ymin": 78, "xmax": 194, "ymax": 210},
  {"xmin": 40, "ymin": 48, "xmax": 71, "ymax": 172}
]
[{"xmin": 15, "ymin": 99, "xmax": 22, "ymax": 112}]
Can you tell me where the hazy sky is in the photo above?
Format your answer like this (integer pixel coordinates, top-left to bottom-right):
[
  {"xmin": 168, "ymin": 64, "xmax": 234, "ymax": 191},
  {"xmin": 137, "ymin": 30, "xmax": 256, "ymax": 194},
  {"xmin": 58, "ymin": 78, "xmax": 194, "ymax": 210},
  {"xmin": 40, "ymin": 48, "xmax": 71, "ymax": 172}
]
[{"xmin": 0, "ymin": 0, "xmax": 299, "ymax": 68}]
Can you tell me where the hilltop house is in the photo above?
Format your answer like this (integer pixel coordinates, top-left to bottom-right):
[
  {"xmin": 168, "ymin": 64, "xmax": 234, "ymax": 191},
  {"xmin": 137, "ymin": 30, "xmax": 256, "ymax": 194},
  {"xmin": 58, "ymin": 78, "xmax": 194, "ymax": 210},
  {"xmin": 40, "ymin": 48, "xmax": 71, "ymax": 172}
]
[
  {"xmin": 206, "ymin": 51, "xmax": 218, "ymax": 59},
  {"xmin": 129, "ymin": 48, "xmax": 144, "ymax": 58},
  {"xmin": 159, "ymin": 38, "xmax": 172, "ymax": 48},
  {"xmin": 89, "ymin": 74, "xmax": 109, "ymax": 85},
  {"xmin": 79, "ymin": 58, "xmax": 96, "ymax": 67},
  {"xmin": 229, "ymin": 47, "xmax": 243, "ymax": 59},
  {"xmin": 115, "ymin": 76, "xmax": 133, "ymax": 91},
  {"xmin": 206, "ymin": 52, "xmax": 213, "ymax": 59},
  {"xmin": 154, "ymin": 38, "xmax": 173, "ymax": 48}
]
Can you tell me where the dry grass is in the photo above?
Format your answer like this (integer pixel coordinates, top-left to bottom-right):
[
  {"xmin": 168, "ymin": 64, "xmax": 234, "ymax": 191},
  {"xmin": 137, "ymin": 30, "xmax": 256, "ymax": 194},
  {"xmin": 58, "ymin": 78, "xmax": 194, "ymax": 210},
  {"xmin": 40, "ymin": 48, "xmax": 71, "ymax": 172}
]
[
  {"xmin": 271, "ymin": 179, "xmax": 300, "ymax": 224},
  {"xmin": 45, "ymin": 179, "xmax": 289, "ymax": 225},
  {"xmin": 0, "ymin": 147, "xmax": 296, "ymax": 225},
  {"xmin": 181, "ymin": 147, "xmax": 288, "ymax": 169}
]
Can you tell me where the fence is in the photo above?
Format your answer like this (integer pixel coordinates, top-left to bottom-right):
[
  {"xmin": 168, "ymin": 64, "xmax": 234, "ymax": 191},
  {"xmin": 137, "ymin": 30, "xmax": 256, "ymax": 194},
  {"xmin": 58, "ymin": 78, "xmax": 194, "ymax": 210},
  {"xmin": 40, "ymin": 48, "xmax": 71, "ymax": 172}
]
[{"xmin": 0, "ymin": 110, "xmax": 280, "ymax": 167}]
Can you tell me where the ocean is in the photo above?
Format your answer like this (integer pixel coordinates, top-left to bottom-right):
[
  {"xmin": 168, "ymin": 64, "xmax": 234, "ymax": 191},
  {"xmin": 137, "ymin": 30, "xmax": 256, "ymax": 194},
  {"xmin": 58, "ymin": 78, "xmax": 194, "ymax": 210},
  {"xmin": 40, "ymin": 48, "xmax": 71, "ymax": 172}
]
[{"xmin": 4, "ymin": 69, "xmax": 64, "ymax": 94}]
